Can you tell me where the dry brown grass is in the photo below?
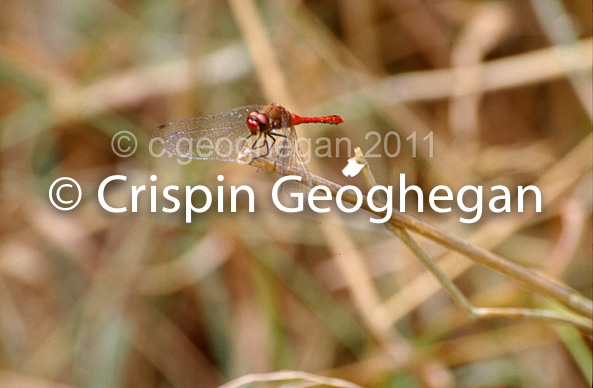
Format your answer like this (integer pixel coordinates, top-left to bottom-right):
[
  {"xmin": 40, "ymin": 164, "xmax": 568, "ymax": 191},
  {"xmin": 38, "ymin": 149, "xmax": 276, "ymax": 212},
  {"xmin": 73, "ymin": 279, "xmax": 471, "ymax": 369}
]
[{"xmin": 0, "ymin": 0, "xmax": 591, "ymax": 387}]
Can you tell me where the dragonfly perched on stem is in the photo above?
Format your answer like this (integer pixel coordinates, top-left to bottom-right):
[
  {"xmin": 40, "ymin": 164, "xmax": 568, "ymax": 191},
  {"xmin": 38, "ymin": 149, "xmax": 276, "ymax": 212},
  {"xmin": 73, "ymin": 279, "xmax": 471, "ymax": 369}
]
[{"xmin": 153, "ymin": 103, "xmax": 343, "ymax": 186}]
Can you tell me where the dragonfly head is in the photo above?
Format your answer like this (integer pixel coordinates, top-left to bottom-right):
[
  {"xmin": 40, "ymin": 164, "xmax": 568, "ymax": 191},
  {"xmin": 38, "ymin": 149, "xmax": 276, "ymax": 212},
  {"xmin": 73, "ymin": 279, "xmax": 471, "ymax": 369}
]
[{"xmin": 246, "ymin": 111, "xmax": 270, "ymax": 135}]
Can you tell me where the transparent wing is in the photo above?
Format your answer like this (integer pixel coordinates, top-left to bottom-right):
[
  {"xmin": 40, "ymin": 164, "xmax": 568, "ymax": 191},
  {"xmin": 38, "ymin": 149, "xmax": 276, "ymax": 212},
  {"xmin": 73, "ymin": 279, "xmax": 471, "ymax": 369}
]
[
  {"xmin": 274, "ymin": 115, "xmax": 312, "ymax": 189},
  {"xmin": 152, "ymin": 105, "xmax": 263, "ymax": 162}
]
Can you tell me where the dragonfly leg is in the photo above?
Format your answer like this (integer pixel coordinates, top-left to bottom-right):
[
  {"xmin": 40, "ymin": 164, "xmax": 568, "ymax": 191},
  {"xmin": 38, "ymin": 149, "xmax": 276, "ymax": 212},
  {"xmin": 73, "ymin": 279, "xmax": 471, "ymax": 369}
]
[
  {"xmin": 253, "ymin": 138, "xmax": 268, "ymax": 151},
  {"xmin": 240, "ymin": 133, "xmax": 254, "ymax": 150},
  {"xmin": 249, "ymin": 132, "xmax": 263, "ymax": 149},
  {"xmin": 267, "ymin": 133, "xmax": 287, "ymax": 173},
  {"xmin": 253, "ymin": 135, "xmax": 271, "ymax": 159},
  {"xmin": 270, "ymin": 133, "xmax": 287, "ymax": 157},
  {"xmin": 251, "ymin": 133, "xmax": 289, "ymax": 174},
  {"xmin": 267, "ymin": 134, "xmax": 276, "ymax": 156},
  {"xmin": 251, "ymin": 134, "xmax": 275, "ymax": 174}
]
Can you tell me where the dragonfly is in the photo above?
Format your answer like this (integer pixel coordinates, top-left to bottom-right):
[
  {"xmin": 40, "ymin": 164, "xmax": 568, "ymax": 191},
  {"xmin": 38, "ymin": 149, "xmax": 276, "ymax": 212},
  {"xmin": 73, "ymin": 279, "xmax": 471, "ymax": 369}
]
[{"xmin": 153, "ymin": 103, "xmax": 344, "ymax": 186}]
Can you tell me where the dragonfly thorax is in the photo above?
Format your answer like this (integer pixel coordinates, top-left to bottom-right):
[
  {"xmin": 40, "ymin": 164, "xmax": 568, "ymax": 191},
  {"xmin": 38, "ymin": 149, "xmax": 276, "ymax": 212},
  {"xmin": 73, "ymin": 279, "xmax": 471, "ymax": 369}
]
[{"xmin": 247, "ymin": 103, "xmax": 294, "ymax": 136}]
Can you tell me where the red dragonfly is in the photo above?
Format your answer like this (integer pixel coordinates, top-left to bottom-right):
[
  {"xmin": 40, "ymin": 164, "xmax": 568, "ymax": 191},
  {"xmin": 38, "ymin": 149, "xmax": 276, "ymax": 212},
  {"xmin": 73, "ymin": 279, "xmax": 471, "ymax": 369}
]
[{"xmin": 153, "ymin": 103, "xmax": 343, "ymax": 185}]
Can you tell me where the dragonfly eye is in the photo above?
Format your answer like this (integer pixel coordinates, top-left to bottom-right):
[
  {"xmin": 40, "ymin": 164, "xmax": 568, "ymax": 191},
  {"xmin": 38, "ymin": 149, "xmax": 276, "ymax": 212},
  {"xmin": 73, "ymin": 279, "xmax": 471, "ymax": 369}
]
[{"xmin": 246, "ymin": 111, "xmax": 270, "ymax": 134}]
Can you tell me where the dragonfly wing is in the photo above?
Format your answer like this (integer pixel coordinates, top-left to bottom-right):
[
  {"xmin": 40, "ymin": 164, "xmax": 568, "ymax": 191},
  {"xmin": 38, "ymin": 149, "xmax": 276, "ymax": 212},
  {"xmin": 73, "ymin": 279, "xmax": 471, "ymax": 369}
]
[
  {"xmin": 152, "ymin": 105, "xmax": 263, "ymax": 162},
  {"xmin": 272, "ymin": 114, "xmax": 312, "ymax": 189},
  {"xmin": 285, "ymin": 128, "xmax": 312, "ymax": 188}
]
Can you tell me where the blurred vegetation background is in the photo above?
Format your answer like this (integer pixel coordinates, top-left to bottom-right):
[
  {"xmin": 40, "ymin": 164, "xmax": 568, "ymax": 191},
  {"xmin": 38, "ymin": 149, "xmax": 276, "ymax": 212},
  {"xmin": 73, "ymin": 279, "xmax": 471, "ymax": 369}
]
[{"xmin": 0, "ymin": 0, "xmax": 591, "ymax": 387}]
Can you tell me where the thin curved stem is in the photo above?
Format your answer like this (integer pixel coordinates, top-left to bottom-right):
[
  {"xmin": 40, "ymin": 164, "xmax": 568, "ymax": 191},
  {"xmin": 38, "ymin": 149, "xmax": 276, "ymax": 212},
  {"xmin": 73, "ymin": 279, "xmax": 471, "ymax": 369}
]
[
  {"xmin": 245, "ymin": 153, "xmax": 593, "ymax": 323},
  {"xmin": 356, "ymin": 147, "xmax": 592, "ymax": 333}
]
